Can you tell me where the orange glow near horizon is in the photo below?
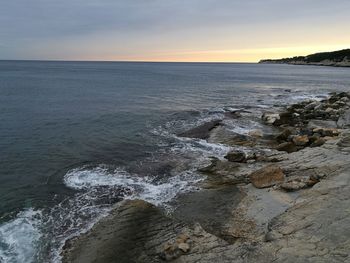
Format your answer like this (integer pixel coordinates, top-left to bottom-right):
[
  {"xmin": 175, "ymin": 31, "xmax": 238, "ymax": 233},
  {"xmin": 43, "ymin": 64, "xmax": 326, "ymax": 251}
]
[{"xmin": 74, "ymin": 45, "xmax": 350, "ymax": 63}]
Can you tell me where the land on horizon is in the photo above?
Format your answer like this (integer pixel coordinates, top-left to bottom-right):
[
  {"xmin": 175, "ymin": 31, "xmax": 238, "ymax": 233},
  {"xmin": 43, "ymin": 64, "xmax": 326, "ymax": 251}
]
[{"xmin": 260, "ymin": 48, "xmax": 350, "ymax": 67}]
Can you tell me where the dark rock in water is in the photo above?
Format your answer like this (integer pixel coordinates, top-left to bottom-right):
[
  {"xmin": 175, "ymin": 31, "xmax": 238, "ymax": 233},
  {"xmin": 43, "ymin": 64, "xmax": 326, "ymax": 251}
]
[
  {"xmin": 178, "ymin": 119, "xmax": 222, "ymax": 139},
  {"xmin": 274, "ymin": 111, "xmax": 298, "ymax": 126},
  {"xmin": 249, "ymin": 165, "xmax": 285, "ymax": 189},
  {"xmin": 276, "ymin": 142, "xmax": 298, "ymax": 153},
  {"xmin": 337, "ymin": 109, "xmax": 350, "ymax": 128},
  {"xmin": 225, "ymin": 150, "xmax": 247, "ymax": 163}
]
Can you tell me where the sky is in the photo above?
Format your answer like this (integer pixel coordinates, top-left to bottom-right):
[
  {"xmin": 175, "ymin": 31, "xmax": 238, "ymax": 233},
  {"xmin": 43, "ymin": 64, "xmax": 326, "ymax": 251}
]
[{"xmin": 1, "ymin": 0, "xmax": 350, "ymax": 62}]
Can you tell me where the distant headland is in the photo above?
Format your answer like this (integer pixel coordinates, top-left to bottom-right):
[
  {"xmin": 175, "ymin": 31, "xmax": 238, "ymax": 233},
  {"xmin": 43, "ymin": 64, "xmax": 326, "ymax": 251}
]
[{"xmin": 259, "ymin": 48, "xmax": 350, "ymax": 67}]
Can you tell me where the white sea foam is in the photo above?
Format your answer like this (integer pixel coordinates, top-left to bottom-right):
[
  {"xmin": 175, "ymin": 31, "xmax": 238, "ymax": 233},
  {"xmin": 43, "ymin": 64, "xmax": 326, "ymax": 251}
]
[
  {"xmin": 290, "ymin": 93, "xmax": 328, "ymax": 102},
  {"xmin": 0, "ymin": 209, "xmax": 42, "ymax": 263},
  {"xmin": 64, "ymin": 166, "xmax": 201, "ymax": 206}
]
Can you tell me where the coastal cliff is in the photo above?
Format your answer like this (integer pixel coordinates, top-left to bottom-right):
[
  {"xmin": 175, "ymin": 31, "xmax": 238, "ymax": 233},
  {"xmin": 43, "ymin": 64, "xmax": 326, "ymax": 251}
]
[
  {"xmin": 259, "ymin": 49, "xmax": 350, "ymax": 67},
  {"xmin": 62, "ymin": 92, "xmax": 350, "ymax": 263}
]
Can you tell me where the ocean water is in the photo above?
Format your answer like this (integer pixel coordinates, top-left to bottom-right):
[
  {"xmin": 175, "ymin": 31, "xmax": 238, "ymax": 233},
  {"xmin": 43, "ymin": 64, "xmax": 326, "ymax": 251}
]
[{"xmin": 0, "ymin": 61, "xmax": 349, "ymax": 262}]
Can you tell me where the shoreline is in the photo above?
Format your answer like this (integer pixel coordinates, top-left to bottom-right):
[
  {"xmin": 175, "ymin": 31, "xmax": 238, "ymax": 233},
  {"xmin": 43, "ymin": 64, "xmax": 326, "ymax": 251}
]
[
  {"xmin": 61, "ymin": 92, "xmax": 350, "ymax": 262},
  {"xmin": 259, "ymin": 61, "xmax": 350, "ymax": 68}
]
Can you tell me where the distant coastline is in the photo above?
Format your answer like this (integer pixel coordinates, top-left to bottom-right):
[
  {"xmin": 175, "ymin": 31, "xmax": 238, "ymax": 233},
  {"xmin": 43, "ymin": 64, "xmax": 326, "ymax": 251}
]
[{"xmin": 259, "ymin": 48, "xmax": 350, "ymax": 67}]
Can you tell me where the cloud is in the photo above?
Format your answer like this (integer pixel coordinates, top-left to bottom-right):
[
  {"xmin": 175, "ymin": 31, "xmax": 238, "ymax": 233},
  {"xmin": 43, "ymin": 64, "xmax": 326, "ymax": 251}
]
[{"xmin": 1, "ymin": 0, "xmax": 350, "ymax": 60}]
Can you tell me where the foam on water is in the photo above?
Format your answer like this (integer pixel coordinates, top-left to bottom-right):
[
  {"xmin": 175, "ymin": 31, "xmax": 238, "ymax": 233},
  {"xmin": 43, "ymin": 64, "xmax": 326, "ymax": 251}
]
[
  {"xmin": 0, "ymin": 209, "xmax": 42, "ymax": 263},
  {"xmin": 64, "ymin": 166, "xmax": 201, "ymax": 206}
]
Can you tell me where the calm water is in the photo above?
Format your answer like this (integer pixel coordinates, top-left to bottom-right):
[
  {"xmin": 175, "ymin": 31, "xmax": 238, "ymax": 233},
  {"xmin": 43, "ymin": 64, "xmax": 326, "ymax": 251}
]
[{"xmin": 0, "ymin": 61, "xmax": 350, "ymax": 262}]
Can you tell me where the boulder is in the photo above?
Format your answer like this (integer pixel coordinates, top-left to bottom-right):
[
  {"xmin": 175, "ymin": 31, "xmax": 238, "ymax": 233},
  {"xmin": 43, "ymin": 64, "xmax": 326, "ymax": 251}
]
[
  {"xmin": 249, "ymin": 165, "xmax": 285, "ymax": 189},
  {"xmin": 292, "ymin": 135, "xmax": 309, "ymax": 146}
]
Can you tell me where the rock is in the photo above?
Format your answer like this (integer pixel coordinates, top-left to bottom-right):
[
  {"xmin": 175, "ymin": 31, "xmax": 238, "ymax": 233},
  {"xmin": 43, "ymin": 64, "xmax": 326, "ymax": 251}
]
[
  {"xmin": 292, "ymin": 135, "xmax": 309, "ymax": 146},
  {"xmin": 313, "ymin": 128, "xmax": 340, "ymax": 137},
  {"xmin": 276, "ymin": 142, "xmax": 298, "ymax": 153},
  {"xmin": 305, "ymin": 101, "xmax": 320, "ymax": 110},
  {"xmin": 281, "ymin": 180, "xmax": 307, "ymax": 191},
  {"xmin": 262, "ymin": 113, "xmax": 280, "ymax": 125},
  {"xmin": 337, "ymin": 109, "xmax": 350, "ymax": 128},
  {"xmin": 62, "ymin": 199, "xmax": 187, "ymax": 263},
  {"xmin": 307, "ymin": 119, "xmax": 338, "ymax": 129},
  {"xmin": 273, "ymin": 111, "xmax": 296, "ymax": 126},
  {"xmin": 310, "ymin": 138, "xmax": 326, "ymax": 147},
  {"xmin": 275, "ymin": 128, "xmax": 293, "ymax": 143},
  {"xmin": 248, "ymin": 129, "xmax": 263, "ymax": 138},
  {"xmin": 178, "ymin": 120, "xmax": 222, "ymax": 139},
  {"xmin": 340, "ymin": 96, "xmax": 350, "ymax": 103},
  {"xmin": 249, "ymin": 165, "xmax": 285, "ymax": 189},
  {"xmin": 225, "ymin": 151, "xmax": 247, "ymax": 163},
  {"xmin": 177, "ymin": 242, "xmax": 190, "ymax": 253}
]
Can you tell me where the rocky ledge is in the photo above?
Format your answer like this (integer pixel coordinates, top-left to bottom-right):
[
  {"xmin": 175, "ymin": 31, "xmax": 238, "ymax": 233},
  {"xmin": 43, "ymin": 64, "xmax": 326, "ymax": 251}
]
[{"xmin": 62, "ymin": 92, "xmax": 350, "ymax": 263}]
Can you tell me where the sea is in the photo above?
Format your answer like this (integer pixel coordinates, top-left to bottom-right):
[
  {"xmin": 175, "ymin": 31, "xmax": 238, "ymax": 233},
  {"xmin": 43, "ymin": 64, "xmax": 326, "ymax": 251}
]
[{"xmin": 0, "ymin": 61, "xmax": 349, "ymax": 262}]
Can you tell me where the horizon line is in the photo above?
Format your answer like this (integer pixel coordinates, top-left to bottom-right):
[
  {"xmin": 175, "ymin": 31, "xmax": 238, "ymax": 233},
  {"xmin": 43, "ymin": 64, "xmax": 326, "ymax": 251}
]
[{"xmin": 0, "ymin": 59, "xmax": 259, "ymax": 64}]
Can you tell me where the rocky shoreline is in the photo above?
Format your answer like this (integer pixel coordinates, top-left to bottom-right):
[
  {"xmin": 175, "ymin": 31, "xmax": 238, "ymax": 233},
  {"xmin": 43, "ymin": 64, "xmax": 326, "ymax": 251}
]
[
  {"xmin": 62, "ymin": 92, "xmax": 350, "ymax": 263},
  {"xmin": 259, "ymin": 60, "xmax": 350, "ymax": 67}
]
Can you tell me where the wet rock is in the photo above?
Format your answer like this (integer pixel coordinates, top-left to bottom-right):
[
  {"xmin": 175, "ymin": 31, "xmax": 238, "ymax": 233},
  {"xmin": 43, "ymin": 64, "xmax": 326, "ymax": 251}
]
[
  {"xmin": 292, "ymin": 135, "xmax": 309, "ymax": 146},
  {"xmin": 225, "ymin": 151, "xmax": 247, "ymax": 163},
  {"xmin": 249, "ymin": 165, "xmax": 285, "ymax": 189},
  {"xmin": 178, "ymin": 120, "xmax": 222, "ymax": 139},
  {"xmin": 276, "ymin": 142, "xmax": 298, "ymax": 153}
]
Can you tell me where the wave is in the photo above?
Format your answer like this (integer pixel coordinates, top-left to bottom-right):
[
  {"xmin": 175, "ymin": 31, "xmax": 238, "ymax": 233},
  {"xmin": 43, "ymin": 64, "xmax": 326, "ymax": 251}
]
[
  {"xmin": 0, "ymin": 209, "xmax": 42, "ymax": 263},
  {"xmin": 64, "ymin": 166, "xmax": 202, "ymax": 206}
]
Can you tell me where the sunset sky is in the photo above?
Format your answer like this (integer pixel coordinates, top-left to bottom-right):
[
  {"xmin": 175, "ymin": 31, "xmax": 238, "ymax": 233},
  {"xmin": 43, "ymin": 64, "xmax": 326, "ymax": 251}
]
[{"xmin": 1, "ymin": 0, "xmax": 350, "ymax": 62}]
